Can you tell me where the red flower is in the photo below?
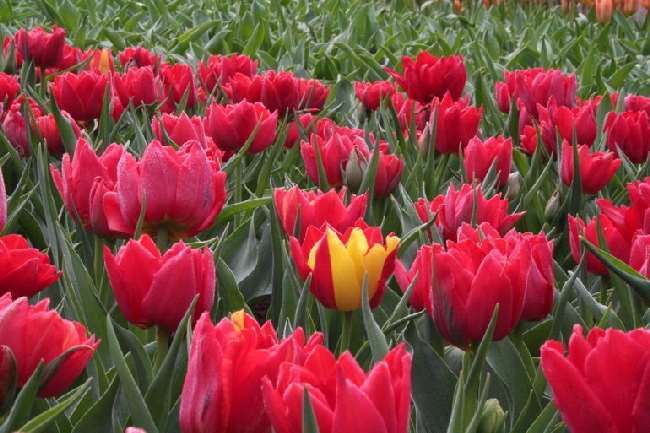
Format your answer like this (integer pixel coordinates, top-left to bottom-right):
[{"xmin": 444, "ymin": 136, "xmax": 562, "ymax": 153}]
[
  {"xmin": 102, "ymin": 140, "xmax": 227, "ymax": 238},
  {"xmin": 152, "ymin": 112, "xmax": 210, "ymax": 148},
  {"xmin": 421, "ymin": 93, "xmax": 482, "ymax": 154},
  {"xmin": 298, "ymin": 78, "xmax": 329, "ymax": 112},
  {"xmin": 463, "ymin": 135, "xmax": 512, "ymax": 187},
  {"xmin": 262, "ymin": 343, "xmax": 412, "ymax": 433},
  {"xmin": 629, "ymin": 234, "xmax": 650, "ymax": 278},
  {"xmin": 560, "ymin": 141, "xmax": 620, "ymax": 194},
  {"xmin": 554, "ymin": 100, "xmax": 598, "ymax": 147},
  {"xmin": 36, "ymin": 112, "xmax": 82, "ymax": 155},
  {"xmin": 374, "ymin": 144, "xmax": 404, "ymax": 198},
  {"xmin": 415, "ymin": 184, "xmax": 524, "ymax": 241},
  {"xmin": 118, "ymin": 46, "xmax": 160, "ymax": 68},
  {"xmin": 0, "ymin": 72, "xmax": 19, "ymax": 106},
  {"xmin": 284, "ymin": 113, "xmax": 317, "ymax": 148},
  {"xmin": 354, "ymin": 80, "xmax": 395, "ymax": 111},
  {"xmin": 14, "ymin": 26, "xmax": 66, "ymax": 68},
  {"xmin": 199, "ymin": 53, "xmax": 257, "ymax": 92},
  {"xmin": 104, "ymin": 235, "xmax": 215, "ymax": 332},
  {"xmin": 0, "ymin": 167, "xmax": 5, "ymax": 232},
  {"xmin": 605, "ymin": 110, "xmax": 650, "ymax": 164},
  {"xmin": 541, "ymin": 325, "xmax": 650, "ymax": 433},
  {"xmin": 160, "ymin": 63, "xmax": 197, "ymax": 112},
  {"xmin": 624, "ymin": 94, "xmax": 650, "ymax": 117},
  {"xmin": 0, "ymin": 293, "xmax": 98, "ymax": 397},
  {"xmin": 391, "ymin": 92, "xmax": 427, "ymax": 131},
  {"xmin": 179, "ymin": 311, "xmax": 322, "ymax": 433},
  {"xmin": 52, "ymin": 71, "xmax": 110, "ymax": 122},
  {"xmin": 114, "ymin": 66, "xmax": 163, "ymax": 107},
  {"xmin": 386, "ymin": 51, "xmax": 466, "ymax": 103},
  {"xmin": 1, "ymin": 107, "xmax": 30, "ymax": 156},
  {"xmin": 0, "ymin": 234, "xmax": 60, "ymax": 299},
  {"xmin": 204, "ymin": 101, "xmax": 278, "ymax": 154},
  {"xmin": 394, "ymin": 244, "xmax": 438, "ymax": 313},
  {"xmin": 55, "ymin": 43, "xmax": 84, "ymax": 70},
  {"xmin": 273, "ymin": 187, "xmax": 367, "ymax": 240}
]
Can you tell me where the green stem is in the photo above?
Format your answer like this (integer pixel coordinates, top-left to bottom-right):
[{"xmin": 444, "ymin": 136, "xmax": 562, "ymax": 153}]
[
  {"xmin": 339, "ymin": 311, "xmax": 353, "ymax": 354},
  {"xmin": 154, "ymin": 327, "xmax": 169, "ymax": 370},
  {"xmin": 156, "ymin": 229, "xmax": 169, "ymax": 253}
]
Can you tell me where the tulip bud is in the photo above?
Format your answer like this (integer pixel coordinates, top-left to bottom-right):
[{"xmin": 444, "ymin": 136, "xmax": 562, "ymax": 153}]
[
  {"xmin": 544, "ymin": 192, "xmax": 560, "ymax": 221},
  {"xmin": 596, "ymin": 0, "xmax": 614, "ymax": 22},
  {"xmin": 344, "ymin": 148, "xmax": 366, "ymax": 193},
  {"xmin": 478, "ymin": 399, "xmax": 506, "ymax": 433},
  {"xmin": 506, "ymin": 172, "xmax": 522, "ymax": 200},
  {"xmin": 0, "ymin": 345, "xmax": 16, "ymax": 411}
]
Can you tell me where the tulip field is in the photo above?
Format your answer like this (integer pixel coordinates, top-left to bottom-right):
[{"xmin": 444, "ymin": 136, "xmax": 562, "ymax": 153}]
[{"xmin": 1, "ymin": 0, "xmax": 650, "ymax": 432}]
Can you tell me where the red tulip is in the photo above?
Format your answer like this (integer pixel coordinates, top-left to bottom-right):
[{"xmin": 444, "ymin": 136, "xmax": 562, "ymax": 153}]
[
  {"xmin": 14, "ymin": 27, "xmax": 66, "ymax": 68},
  {"xmin": 421, "ymin": 93, "xmax": 482, "ymax": 154},
  {"xmin": 560, "ymin": 141, "xmax": 620, "ymax": 194},
  {"xmin": 354, "ymin": 81, "xmax": 396, "ymax": 111},
  {"xmin": 289, "ymin": 221, "xmax": 399, "ymax": 311},
  {"xmin": 605, "ymin": 110, "xmax": 650, "ymax": 164},
  {"xmin": 284, "ymin": 113, "xmax": 317, "ymax": 148},
  {"xmin": 104, "ymin": 234, "xmax": 215, "ymax": 332},
  {"xmin": 52, "ymin": 71, "xmax": 110, "ymax": 122},
  {"xmin": 495, "ymin": 82, "xmax": 511, "ymax": 113},
  {"xmin": 204, "ymin": 101, "xmax": 278, "ymax": 154},
  {"xmin": 415, "ymin": 184, "xmax": 524, "ymax": 241},
  {"xmin": 118, "ymin": 46, "xmax": 160, "ymax": 68},
  {"xmin": 541, "ymin": 325, "xmax": 650, "ymax": 433},
  {"xmin": 114, "ymin": 66, "xmax": 163, "ymax": 107},
  {"xmin": 103, "ymin": 140, "xmax": 227, "ymax": 238},
  {"xmin": 50, "ymin": 138, "xmax": 125, "ymax": 236},
  {"xmin": 152, "ymin": 112, "xmax": 210, "ymax": 148},
  {"xmin": 629, "ymin": 234, "xmax": 650, "ymax": 278},
  {"xmin": 298, "ymin": 78, "xmax": 329, "ymax": 112},
  {"xmin": 0, "ymin": 293, "xmax": 98, "ymax": 397},
  {"xmin": 179, "ymin": 311, "xmax": 322, "ymax": 433},
  {"xmin": 55, "ymin": 43, "xmax": 84, "ymax": 70},
  {"xmin": 262, "ymin": 343, "xmax": 412, "ymax": 433},
  {"xmin": 463, "ymin": 135, "xmax": 512, "ymax": 187},
  {"xmin": 0, "ymin": 73, "xmax": 19, "ymax": 106},
  {"xmin": 1, "ymin": 107, "xmax": 30, "ymax": 155},
  {"xmin": 0, "ymin": 345, "xmax": 14, "ymax": 408},
  {"xmin": 36, "ymin": 112, "xmax": 82, "ymax": 155},
  {"xmin": 624, "ymin": 94, "xmax": 650, "ymax": 117},
  {"xmin": 374, "ymin": 144, "xmax": 404, "ymax": 198},
  {"xmin": 0, "ymin": 234, "xmax": 60, "ymax": 299},
  {"xmin": 386, "ymin": 52, "xmax": 466, "ymax": 103},
  {"xmin": 160, "ymin": 63, "xmax": 197, "ymax": 112},
  {"xmin": 554, "ymin": 100, "xmax": 598, "ymax": 147},
  {"xmin": 391, "ymin": 92, "xmax": 427, "ymax": 132},
  {"xmin": 199, "ymin": 53, "xmax": 257, "ymax": 92},
  {"xmin": 394, "ymin": 244, "xmax": 438, "ymax": 313},
  {"xmin": 273, "ymin": 187, "xmax": 367, "ymax": 240},
  {"xmin": 0, "ymin": 166, "xmax": 5, "ymax": 232}
]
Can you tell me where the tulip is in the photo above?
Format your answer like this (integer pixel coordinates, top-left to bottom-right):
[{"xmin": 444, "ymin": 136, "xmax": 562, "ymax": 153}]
[
  {"xmin": 463, "ymin": 135, "xmax": 512, "ymax": 187},
  {"xmin": 605, "ymin": 110, "xmax": 650, "ymax": 164},
  {"xmin": 629, "ymin": 234, "xmax": 650, "ymax": 278},
  {"xmin": 415, "ymin": 184, "xmax": 524, "ymax": 241},
  {"xmin": 0, "ymin": 73, "xmax": 19, "ymax": 106},
  {"xmin": 554, "ymin": 100, "xmax": 598, "ymax": 147},
  {"xmin": 113, "ymin": 66, "xmax": 163, "ymax": 107},
  {"xmin": 274, "ymin": 187, "xmax": 367, "ymax": 241},
  {"xmin": 495, "ymin": 82, "xmax": 511, "ymax": 113},
  {"xmin": 0, "ymin": 345, "xmax": 15, "ymax": 409},
  {"xmin": 52, "ymin": 71, "xmax": 110, "ymax": 122},
  {"xmin": 1, "ymin": 107, "xmax": 30, "ymax": 156},
  {"xmin": 179, "ymin": 311, "xmax": 322, "ymax": 433},
  {"xmin": 55, "ymin": 43, "xmax": 84, "ymax": 70},
  {"xmin": 118, "ymin": 46, "xmax": 160, "ymax": 68},
  {"xmin": 289, "ymin": 222, "xmax": 399, "ymax": 311},
  {"xmin": 541, "ymin": 325, "xmax": 650, "ymax": 433},
  {"xmin": 0, "ymin": 293, "xmax": 98, "ymax": 397},
  {"xmin": 160, "ymin": 63, "xmax": 197, "ymax": 112},
  {"xmin": 385, "ymin": 52, "xmax": 467, "ymax": 103},
  {"xmin": 624, "ymin": 94, "xmax": 650, "ymax": 117},
  {"xmin": 198, "ymin": 53, "xmax": 257, "ymax": 92},
  {"xmin": 14, "ymin": 27, "xmax": 66, "ymax": 68},
  {"xmin": 36, "ymin": 112, "xmax": 82, "ymax": 155},
  {"xmin": 560, "ymin": 141, "xmax": 620, "ymax": 194},
  {"xmin": 104, "ymin": 235, "xmax": 215, "ymax": 332},
  {"xmin": 0, "ymin": 234, "xmax": 60, "ymax": 299},
  {"xmin": 102, "ymin": 140, "xmax": 227, "ymax": 238},
  {"xmin": 0, "ymin": 167, "xmax": 5, "ymax": 232},
  {"xmin": 422, "ymin": 93, "xmax": 482, "ymax": 154},
  {"xmin": 284, "ymin": 113, "xmax": 317, "ymax": 148},
  {"xmin": 394, "ymin": 244, "xmax": 439, "ymax": 313},
  {"xmin": 596, "ymin": 0, "xmax": 614, "ymax": 21},
  {"xmin": 87, "ymin": 48, "xmax": 114, "ymax": 74},
  {"xmin": 50, "ymin": 138, "xmax": 125, "ymax": 236},
  {"xmin": 299, "ymin": 78, "xmax": 329, "ymax": 112},
  {"xmin": 262, "ymin": 343, "xmax": 412, "ymax": 433},
  {"xmin": 391, "ymin": 92, "xmax": 427, "ymax": 132},
  {"xmin": 354, "ymin": 80, "xmax": 396, "ymax": 111},
  {"xmin": 301, "ymin": 131, "xmax": 369, "ymax": 188},
  {"xmin": 152, "ymin": 112, "xmax": 210, "ymax": 148},
  {"xmin": 204, "ymin": 101, "xmax": 278, "ymax": 154}
]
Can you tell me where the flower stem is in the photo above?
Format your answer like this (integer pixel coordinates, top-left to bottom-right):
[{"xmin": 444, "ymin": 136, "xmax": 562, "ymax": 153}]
[
  {"xmin": 154, "ymin": 327, "xmax": 169, "ymax": 370},
  {"xmin": 339, "ymin": 311, "xmax": 353, "ymax": 354}
]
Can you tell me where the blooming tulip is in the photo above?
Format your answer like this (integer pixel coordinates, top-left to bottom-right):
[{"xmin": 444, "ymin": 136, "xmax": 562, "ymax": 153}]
[
  {"xmin": 298, "ymin": 78, "xmax": 329, "ymax": 112},
  {"xmin": 179, "ymin": 311, "xmax": 322, "ymax": 433},
  {"xmin": 0, "ymin": 293, "xmax": 98, "ymax": 397},
  {"xmin": 52, "ymin": 71, "xmax": 109, "ymax": 122},
  {"xmin": 86, "ymin": 48, "xmax": 114, "ymax": 74},
  {"xmin": 354, "ymin": 80, "xmax": 396, "ymax": 111},
  {"xmin": 463, "ymin": 135, "xmax": 512, "ymax": 186},
  {"xmin": 629, "ymin": 234, "xmax": 650, "ymax": 278},
  {"xmin": 0, "ymin": 167, "xmax": 5, "ymax": 232},
  {"xmin": 199, "ymin": 53, "xmax": 257, "ymax": 92},
  {"xmin": 596, "ymin": 0, "xmax": 614, "ymax": 21},
  {"xmin": 0, "ymin": 73, "xmax": 19, "ymax": 106},
  {"xmin": 160, "ymin": 63, "xmax": 197, "ymax": 111},
  {"xmin": 55, "ymin": 43, "xmax": 84, "ymax": 70},
  {"xmin": 624, "ymin": 95, "xmax": 650, "ymax": 117},
  {"xmin": 422, "ymin": 93, "xmax": 482, "ymax": 154},
  {"xmin": 560, "ymin": 141, "xmax": 620, "ymax": 194},
  {"xmin": 262, "ymin": 343, "xmax": 412, "ymax": 433},
  {"xmin": 14, "ymin": 27, "xmax": 66, "ymax": 68},
  {"xmin": 104, "ymin": 235, "xmax": 215, "ymax": 332},
  {"xmin": 118, "ymin": 46, "xmax": 160, "ymax": 68},
  {"xmin": 284, "ymin": 113, "xmax": 317, "ymax": 148},
  {"xmin": 391, "ymin": 92, "xmax": 427, "ymax": 132},
  {"xmin": 113, "ymin": 66, "xmax": 163, "ymax": 107},
  {"xmin": 152, "ymin": 112, "xmax": 210, "ymax": 148},
  {"xmin": 273, "ymin": 187, "xmax": 367, "ymax": 240},
  {"xmin": 386, "ymin": 52, "xmax": 466, "ymax": 103},
  {"xmin": 1, "ymin": 107, "xmax": 30, "ymax": 155},
  {"xmin": 36, "ymin": 112, "xmax": 82, "ymax": 155},
  {"xmin": 289, "ymin": 222, "xmax": 399, "ymax": 311},
  {"xmin": 0, "ymin": 234, "xmax": 60, "ymax": 299},
  {"xmin": 605, "ymin": 110, "xmax": 650, "ymax": 164},
  {"xmin": 394, "ymin": 244, "xmax": 438, "ymax": 313},
  {"xmin": 541, "ymin": 325, "xmax": 650, "ymax": 433},
  {"xmin": 204, "ymin": 101, "xmax": 278, "ymax": 154}
]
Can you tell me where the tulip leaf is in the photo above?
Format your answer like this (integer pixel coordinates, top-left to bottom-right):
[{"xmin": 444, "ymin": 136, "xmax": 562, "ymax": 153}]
[
  {"xmin": 48, "ymin": 98, "xmax": 77, "ymax": 155},
  {"xmin": 486, "ymin": 338, "xmax": 532, "ymax": 420},
  {"xmin": 216, "ymin": 257, "xmax": 247, "ymax": 314},
  {"xmin": 465, "ymin": 304, "xmax": 499, "ymax": 395},
  {"xmin": 302, "ymin": 388, "xmax": 321, "ymax": 433},
  {"xmin": 215, "ymin": 197, "xmax": 272, "ymax": 226},
  {"xmin": 0, "ymin": 363, "xmax": 44, "ymax": 433},
  {"xmin": 523, "ymin": 400, "xmax": 559, "ymax": 433},
  {"xmin": 361, "ymin": 275, "xmax": 389, "ymax": 363},
  {"xmin": 70, "ymin": 375, "xmax": 120, "ymax": 433}
]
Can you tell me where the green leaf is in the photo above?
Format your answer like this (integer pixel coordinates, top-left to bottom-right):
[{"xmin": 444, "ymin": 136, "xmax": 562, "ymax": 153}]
[
  {"xmin": 302, "ymin": 388, "xmax": 321, "ymax": 433},
  {"xmin": 70, "ymin": 375, "xmax": 120, "ymax": 433},
  {"xmin": 18, "ymin": 380, "xmax": 91, "ymax": 433},
  {"xmin": 0, "ymin": 363, "xmax": 44, "ymax": 433},
  {"xmin": 361, "ymin": 275, "xmax": 389, "ymax": 363}
]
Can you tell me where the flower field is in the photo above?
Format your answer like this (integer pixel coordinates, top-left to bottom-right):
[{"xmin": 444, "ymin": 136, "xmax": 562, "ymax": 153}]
[{"xmin": 0, "ymin": 1, "xmax": 650, "ymax": 432}]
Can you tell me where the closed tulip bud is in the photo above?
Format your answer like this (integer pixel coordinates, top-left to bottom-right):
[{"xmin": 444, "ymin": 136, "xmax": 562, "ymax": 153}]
[
  {"xmin": 1, "ymin": 108, "xmax": 30, "ymax": 156},
  {"xmin": 391, "ymin": 92, "xmax": 428, "ymax": 131},
  {"xmin": 343, "ymin": 147, "xmax": 366, "ymax": 192},
  {"xmin": 273, "ymin": 186, "xmax": 367, "ymax": 241},
  {"xmin": 541, "ymin": 325, "xmax": 650, "ymax": 433},
  {"xmin": 374, "ymin": 144, "xmax": 404, "ymax": 198},
  {"xmin": 36, "ymin": 112, "xmax": 82, "ymax": 155},
  {"xmin": 506, "ymin": 172, "xmax": 522, "ymax": 200},
  {"xmin": 125, "ymin": 429, "xmax": 147, "ymax": 433},
  {"xmin": 0, "ymin": 345, "xmax": 16, "ymax": 411},
  {"xmin": 198, "ymin": 53, "xmax": 257, "ymax": 92},
  {"xmin": 561, "ymin": 141, "xmax": 621, "ymax": 194},
  {"xmin": 152, "ymin": 112, "xmax": 209, "ymax": 148},
  {"xmin": 104, "ymin": 235, "xmax": 215, "ymax": 333},
  {"xmin": 394, "ymin": 243, "xmax": 438, "ymax": 313},
  {"xmin": 0, "ymin": 294, "xmax": 98, "ymax": 397},
  {"xmin": 386, "ymin": 51, "xmax": 467, "ymax": 103},
  {"xmin": 605, "ymin": 110, "xmax": 650, "ymax": 164},
  {"xmin": 114, "ymin": 66, "xmax": 163, "ymax": 107},
  {"xmin": 289, "ymin": 222, "xmax": 399, "ymax": 311},
  {"xmin": 204, "ymin": 101, "xmax": 278, "ymax": 154},
  {"xmin": 427, "ymin": 93, "xmax": 482, "ymax": 154},
  {"xmin": 464, "ymin": 135, "xmax": 513, "ymax": 187},
  {"xmin": 118, "ymin": 46, "xmax": 160, "ymax": 69},
  {"xmin": 160, "ymin": 63, "xmax": 197, "ymax": 112},
  {"xmin": 52, "ymin": 71, "xmax": 109, "ymax": 122},
  {"xmin": 0, "ymin": 73, "xmax": 19, "ymax": 106},
  {"xmin": 354, "ymin": 80, "xmax": 395, "ymax": 111},
  {"xmin": 478, "ymin": 399, "xmax": 506, "ymax": 433},
  {"xmin": 14, "ymin": 27, "xmax": 66, "ymax": 68}
]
